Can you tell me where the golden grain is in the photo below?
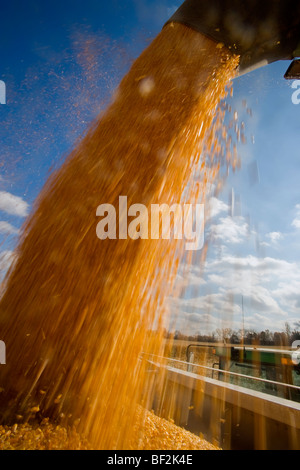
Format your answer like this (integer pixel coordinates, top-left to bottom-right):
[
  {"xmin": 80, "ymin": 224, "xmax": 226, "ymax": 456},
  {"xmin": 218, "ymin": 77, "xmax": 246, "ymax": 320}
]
[{"xmin": 0, "ymin": 24, "xmax": 238, "ymax": 449}]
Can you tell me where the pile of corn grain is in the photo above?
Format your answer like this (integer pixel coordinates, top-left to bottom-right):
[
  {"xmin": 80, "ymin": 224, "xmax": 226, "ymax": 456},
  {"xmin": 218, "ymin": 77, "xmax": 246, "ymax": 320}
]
[
  {"xmin": 133, "ymin": 410, "xmax": 220, "ymax": 450},
  {"xmin": 0, "ymin": 411, "xmax": 219, "ymax": 450},
  {"xmin": 0, "ymin": 23, "xmax": 238, "ymax": 449}
]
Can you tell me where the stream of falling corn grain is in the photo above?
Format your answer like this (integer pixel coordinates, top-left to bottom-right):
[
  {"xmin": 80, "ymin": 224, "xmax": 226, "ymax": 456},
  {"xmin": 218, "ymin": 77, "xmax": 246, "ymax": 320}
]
[{"xmin": 0, "ymin": 24, "xmax": 239, "ymax": 449}]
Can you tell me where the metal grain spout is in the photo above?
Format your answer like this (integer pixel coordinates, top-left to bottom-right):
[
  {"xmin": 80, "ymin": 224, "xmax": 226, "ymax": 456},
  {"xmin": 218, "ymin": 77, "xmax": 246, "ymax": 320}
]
[{"xmin": 165, "ymin": 0, "xmax": 300, "ymax": 77}]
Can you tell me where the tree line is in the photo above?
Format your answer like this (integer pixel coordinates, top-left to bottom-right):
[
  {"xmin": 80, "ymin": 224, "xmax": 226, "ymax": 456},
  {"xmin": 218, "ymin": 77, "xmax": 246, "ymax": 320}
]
[{"xmin": 166, "ymin": 322, "xmax": 300, "ymax": 347}]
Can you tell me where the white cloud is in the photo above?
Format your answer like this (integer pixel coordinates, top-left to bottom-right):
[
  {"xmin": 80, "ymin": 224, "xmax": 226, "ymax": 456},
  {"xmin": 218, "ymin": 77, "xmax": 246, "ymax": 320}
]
[
  {"xmin": 291, "ymin": 204, "xmax": 300, "ymax": 229},
  {"xmin": 167, "ymin": 293, "xmax": 242, "ymax": 335},
  {"xmin": 167, "ymin": 199, "xmax": 300, "ymax": 335},
  {"xmin": 292, "ymin": 219, "xmax": 300, "ymax": 229},
  {"xmin": 207, "ymin": 254, "xmax": 294, "ymax": 273},
  {"xmin": 168, "ymin": 253, "xmax": 300, "ymax": 334},
  {"xmin": 209, "ymin": 216, "xmax": 249, "ymax": 244},
  {"xmin": 175, "ymin": 263, "xmax": 207, "ymax": 290},
  {"xmin": 0, "ymin": 250, "xmax": 15, "ymax": 272},
  {"xmin": 266, "ymin": 231, "xmax": 283, "ymax": 243},
  {"xmin": 0, "ymin": 191, "xmax": 29, "ymax": 217},
  {"xmin": 206, "ymin": 257, "xmax": 287, "ymax": 318},
  {"xmin": 206, "ymin": 197, "xmax": 228, "ymax": 220},
  {"xmin": 0, "ymin": 221, "xmax": 19, "ymax": 235}
]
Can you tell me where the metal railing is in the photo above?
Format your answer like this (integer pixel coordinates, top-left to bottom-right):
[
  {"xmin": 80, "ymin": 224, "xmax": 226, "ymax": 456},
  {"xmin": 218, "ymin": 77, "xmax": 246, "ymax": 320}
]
[{"xmin": 146, "ymin": 354, "xmax": 300, "ymax": 401}]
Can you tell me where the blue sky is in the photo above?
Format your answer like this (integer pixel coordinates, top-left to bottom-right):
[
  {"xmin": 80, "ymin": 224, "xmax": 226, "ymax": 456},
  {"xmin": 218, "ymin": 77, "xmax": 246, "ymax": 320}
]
[
  {"xmin": 171, "ymin": 60, "xmax": 300, "ymax": 336},
  {"xmin": 0, "ymin": 0, "xmax": 299, "ymax": 336},
  {"xmin": 0, "ymin": 1, "xmax": 174, "ymax": 247}
]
